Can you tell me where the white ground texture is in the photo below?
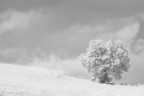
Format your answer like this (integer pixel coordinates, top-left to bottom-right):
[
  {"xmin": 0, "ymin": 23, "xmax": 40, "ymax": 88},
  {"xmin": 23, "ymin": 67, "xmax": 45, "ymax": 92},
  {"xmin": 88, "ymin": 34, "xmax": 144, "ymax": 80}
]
[{"xmin": 0, "ymin": 63, "xmax": 143, "ymax": 96}]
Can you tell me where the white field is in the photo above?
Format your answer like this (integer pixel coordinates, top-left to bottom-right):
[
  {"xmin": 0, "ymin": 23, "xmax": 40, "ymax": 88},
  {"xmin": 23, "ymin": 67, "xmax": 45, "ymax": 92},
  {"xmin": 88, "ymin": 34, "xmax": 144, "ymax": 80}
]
[{"xmin": 0, "ymin": 63, "xmax": 143, "ymax": 96}]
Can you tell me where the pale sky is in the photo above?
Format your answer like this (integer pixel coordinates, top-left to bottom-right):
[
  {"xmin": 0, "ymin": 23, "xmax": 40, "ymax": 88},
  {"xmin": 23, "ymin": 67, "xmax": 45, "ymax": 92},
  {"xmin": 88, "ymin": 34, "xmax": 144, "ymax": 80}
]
[{"xmin": 0, "ymin": 0, "xmax": 144, "ymax": 84}]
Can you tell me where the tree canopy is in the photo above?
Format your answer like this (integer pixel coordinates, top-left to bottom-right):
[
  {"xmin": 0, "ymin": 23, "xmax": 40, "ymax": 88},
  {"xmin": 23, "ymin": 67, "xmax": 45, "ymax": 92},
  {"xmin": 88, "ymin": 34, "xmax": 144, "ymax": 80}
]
[{"xmin": 80, "ymin": 40, "xmax": 130, "ymax": 83}]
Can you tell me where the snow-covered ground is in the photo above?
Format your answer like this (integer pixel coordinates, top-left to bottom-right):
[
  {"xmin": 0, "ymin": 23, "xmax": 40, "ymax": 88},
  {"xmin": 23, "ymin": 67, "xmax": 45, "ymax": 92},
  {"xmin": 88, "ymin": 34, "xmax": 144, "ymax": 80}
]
[{"xmin": 0, "ymin": 63, "xmax": 143, "ymax": 96}]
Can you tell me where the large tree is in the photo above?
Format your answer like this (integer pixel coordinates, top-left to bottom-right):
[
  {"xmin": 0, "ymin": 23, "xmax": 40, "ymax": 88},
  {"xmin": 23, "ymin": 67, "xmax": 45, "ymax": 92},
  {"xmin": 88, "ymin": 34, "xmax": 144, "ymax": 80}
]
[{"xmin": 80, "ymin": 40, "xmax": 130, "ymax": 83}]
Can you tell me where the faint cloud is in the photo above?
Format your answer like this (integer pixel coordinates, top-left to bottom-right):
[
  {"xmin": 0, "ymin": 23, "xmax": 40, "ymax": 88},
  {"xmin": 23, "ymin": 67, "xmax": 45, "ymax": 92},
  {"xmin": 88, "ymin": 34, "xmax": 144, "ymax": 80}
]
[
  {"xmin": 31, "ymin": 54, "xmax": 90, "ymax": 79},
  {"xmin": 0, "ymin": 48, "xmax": 30, "ymax": 64},
  {"xmin": 94, "ymin": 19, "xmax": 140, "ymax": 46},
  {"xmin": 0, "ymin": 10, "xmax": 42, "ymax": 34},
  {"xmin": 133, "ymin": 39, "xmax": 144, "ymax": 56},
  {"xmin": 115, "ymin": 23, "xmax": 140, "ymax": 41}
]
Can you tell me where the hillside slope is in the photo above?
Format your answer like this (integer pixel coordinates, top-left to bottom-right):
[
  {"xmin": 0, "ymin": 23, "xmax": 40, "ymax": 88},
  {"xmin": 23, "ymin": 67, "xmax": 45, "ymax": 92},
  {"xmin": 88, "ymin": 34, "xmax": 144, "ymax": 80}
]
[{"xmin": 0, "ymin": 63, "xmax": 143, "ymax": 96}]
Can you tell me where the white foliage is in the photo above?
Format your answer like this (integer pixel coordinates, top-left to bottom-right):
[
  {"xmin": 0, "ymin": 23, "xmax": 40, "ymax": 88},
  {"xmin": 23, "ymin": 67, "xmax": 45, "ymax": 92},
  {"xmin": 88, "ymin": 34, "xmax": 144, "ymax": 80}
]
[{"xmin": 80, "ymin": 39, "xmax": 130, "ymax": 82}]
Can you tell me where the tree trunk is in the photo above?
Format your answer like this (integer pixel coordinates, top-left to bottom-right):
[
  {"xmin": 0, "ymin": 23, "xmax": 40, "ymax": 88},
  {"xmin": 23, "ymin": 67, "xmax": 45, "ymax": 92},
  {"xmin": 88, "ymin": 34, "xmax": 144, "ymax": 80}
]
[{"xmin": 98, "ymin": 71, "xmax": 109, "ymax": 83}]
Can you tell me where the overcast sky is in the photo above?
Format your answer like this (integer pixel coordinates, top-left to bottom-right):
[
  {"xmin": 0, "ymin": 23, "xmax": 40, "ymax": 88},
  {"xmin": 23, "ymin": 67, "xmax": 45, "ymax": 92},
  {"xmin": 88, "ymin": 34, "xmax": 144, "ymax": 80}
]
[{"xmin": 0, "ymin": 0, "xmax": 144, "ymax": 84}]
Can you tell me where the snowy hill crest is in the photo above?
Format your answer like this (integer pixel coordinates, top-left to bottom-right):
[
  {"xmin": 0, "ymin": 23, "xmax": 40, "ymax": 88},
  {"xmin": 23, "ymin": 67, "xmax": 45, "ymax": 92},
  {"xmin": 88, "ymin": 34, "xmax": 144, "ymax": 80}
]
[{"xmin": 0, "ymin": 63, "xmax": 143, "ymax": 96}]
